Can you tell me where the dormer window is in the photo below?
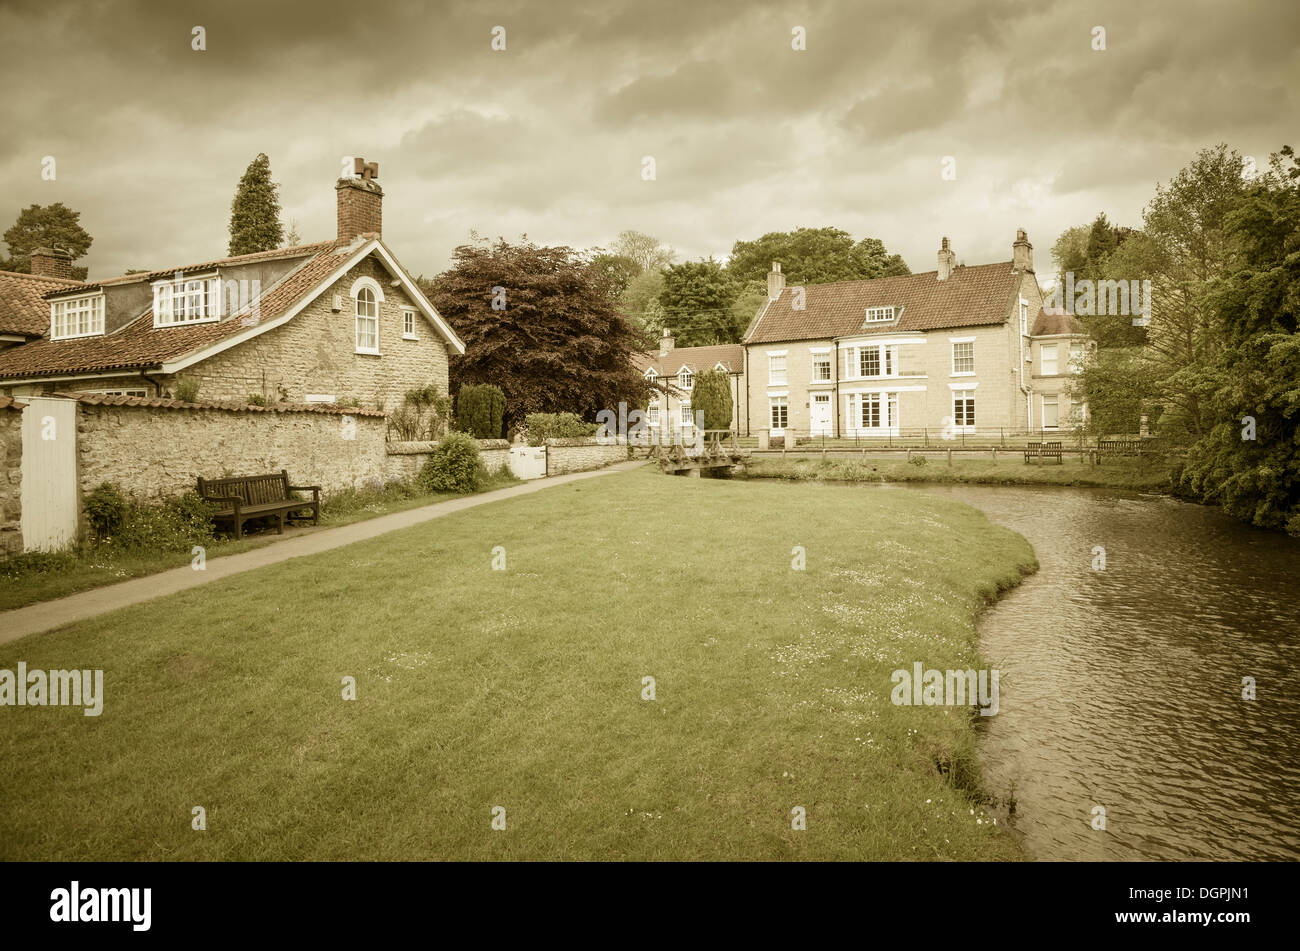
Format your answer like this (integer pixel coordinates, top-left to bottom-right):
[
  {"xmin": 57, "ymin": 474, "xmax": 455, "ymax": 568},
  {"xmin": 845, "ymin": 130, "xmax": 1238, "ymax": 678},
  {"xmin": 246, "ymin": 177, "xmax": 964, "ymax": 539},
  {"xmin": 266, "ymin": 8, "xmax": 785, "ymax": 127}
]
[
  {"xmin": 50, "ymin": 294, "xmax": 105, "ymax": 340},
  {"xmin": 864, "ymin": 306, "xmax": 896, "ymax": 324},
  {"xmin": 644, "ymin": 368, "xmax": 658, "ymax": 381},
  {"xmin": 154, "ymin": 274, "xmax": 221, "ymax": 326},
  {"xmin": 678, "ymin": 368, "xmax": 693, "ymax": 390}
]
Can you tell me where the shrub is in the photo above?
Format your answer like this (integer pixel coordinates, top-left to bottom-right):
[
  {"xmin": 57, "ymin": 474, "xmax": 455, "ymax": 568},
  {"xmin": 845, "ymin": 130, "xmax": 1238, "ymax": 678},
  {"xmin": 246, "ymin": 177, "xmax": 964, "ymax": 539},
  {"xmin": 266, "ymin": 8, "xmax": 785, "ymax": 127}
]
[
  {"xmin": 908, "ymin": 454, "xmax": 928, "ymax": 467},
  {"xmin": 334, "ymin": 394, "xmax": 361, "ymax": 408},
  {"xmin": 523, "ymin": 412, "xmax": 598, "ymax": 446},
  {"xmin": 84, "ymin": 484, "xmax": 216, "ymax": 551},
  {"xmin": 85, "ymin": 483, "xmax": 129, "ymax": 540},
  {"xmin": 173, "ymin": 377, "xmax": 200, "ymax": 403},
  {"xmin": 247, "ymin": 393, "xmax": 267, "ymax": 406},
  {"xmin": 418, "ymin": 431, "xmax": 487, "ymax": 494},
  {"xmin": 389, "ymin": 383, "xmax": 453, "ymax": 441},
  {"xmin": 456, "ymin": 383, "xmax": 506, "ymax": 439}
]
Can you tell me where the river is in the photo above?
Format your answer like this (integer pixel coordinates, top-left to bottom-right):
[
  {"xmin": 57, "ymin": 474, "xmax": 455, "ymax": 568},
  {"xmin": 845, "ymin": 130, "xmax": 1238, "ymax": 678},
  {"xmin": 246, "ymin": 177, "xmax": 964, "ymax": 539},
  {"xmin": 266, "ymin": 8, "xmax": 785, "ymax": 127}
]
[{"xmin": 911, "ymin": 484, "xmax": 1300, "ymax": 861}]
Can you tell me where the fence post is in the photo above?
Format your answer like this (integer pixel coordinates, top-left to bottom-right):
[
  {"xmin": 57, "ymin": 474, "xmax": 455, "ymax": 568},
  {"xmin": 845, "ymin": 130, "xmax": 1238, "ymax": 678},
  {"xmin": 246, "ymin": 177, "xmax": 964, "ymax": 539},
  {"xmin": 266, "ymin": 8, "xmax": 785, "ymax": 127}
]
[{"xmin": 946, "ymin": 447, "xmax": 952, "ymax": 466}]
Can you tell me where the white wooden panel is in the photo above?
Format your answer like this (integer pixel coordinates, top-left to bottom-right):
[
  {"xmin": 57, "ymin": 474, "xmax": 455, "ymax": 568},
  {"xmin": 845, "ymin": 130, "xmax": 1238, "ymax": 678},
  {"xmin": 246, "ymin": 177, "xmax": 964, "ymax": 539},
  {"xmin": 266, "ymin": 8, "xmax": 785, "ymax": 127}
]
[
  {"xmin": 21, "ymin": 397, "xmax": 79, "ymax": 551},
  {"xmin": 508, "ymin": 446, "xmax": 546, "ymax": 481}
]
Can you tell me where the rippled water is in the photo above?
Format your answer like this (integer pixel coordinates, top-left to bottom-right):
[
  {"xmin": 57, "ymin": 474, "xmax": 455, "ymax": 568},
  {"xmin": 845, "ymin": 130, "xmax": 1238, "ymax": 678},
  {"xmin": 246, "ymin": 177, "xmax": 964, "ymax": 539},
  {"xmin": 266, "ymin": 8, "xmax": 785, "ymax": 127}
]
[{"xmin": 912, "ymin": 485, "xmax": 1300, "ymax": 861}]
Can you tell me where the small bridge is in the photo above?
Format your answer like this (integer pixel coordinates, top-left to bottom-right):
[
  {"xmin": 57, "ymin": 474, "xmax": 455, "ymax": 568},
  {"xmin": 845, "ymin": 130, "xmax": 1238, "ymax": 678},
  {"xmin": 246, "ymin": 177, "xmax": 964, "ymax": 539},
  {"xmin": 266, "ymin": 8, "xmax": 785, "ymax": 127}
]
[{"xmin": 650, "ymin": 430, "xmax": 750, "ymax": 477}]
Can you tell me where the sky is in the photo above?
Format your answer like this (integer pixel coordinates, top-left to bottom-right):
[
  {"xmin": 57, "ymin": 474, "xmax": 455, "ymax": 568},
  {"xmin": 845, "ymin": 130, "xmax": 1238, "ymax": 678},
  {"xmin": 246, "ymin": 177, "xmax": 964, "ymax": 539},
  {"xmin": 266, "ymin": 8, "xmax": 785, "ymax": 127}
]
[{"xmin": 1, "ymin": 0, "xmax": 1295, "ymax": 281}]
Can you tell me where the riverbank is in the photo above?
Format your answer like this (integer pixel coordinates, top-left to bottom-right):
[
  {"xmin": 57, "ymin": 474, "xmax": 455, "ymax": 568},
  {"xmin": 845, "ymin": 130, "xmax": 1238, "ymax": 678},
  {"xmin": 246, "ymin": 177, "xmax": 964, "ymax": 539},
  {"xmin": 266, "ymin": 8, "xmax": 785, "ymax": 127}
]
[
  {"xmin": 0, "ymin": 468, "xmax": 1033, "ymax": 860},
  {"xmin": 745, "ymin": 455, "xmax": 1175, "ymax": 490}
]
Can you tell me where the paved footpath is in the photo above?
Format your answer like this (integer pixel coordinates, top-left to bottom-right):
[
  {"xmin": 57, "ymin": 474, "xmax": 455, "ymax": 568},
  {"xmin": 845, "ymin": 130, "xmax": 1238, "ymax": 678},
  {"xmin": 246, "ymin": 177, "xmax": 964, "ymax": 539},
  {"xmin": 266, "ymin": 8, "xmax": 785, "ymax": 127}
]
[{"xmin": 0, "ymin": 460, "xmax": 646, "ymax": 646}]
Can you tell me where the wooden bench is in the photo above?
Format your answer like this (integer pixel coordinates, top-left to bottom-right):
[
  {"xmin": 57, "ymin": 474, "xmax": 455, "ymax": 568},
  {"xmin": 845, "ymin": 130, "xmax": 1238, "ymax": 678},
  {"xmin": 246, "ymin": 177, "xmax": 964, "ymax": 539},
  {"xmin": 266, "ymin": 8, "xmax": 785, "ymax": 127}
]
[
  {"xmin": 1096, "ymin": 438, "xmax": 1144, "ymax": 463},
  {"xmin": 197, "ymin": 470, "xmax": 320, "ymax": 538},
  {"xmin": 1023, "ymin": 441, "xmax": 1064, "ymax": 465}
]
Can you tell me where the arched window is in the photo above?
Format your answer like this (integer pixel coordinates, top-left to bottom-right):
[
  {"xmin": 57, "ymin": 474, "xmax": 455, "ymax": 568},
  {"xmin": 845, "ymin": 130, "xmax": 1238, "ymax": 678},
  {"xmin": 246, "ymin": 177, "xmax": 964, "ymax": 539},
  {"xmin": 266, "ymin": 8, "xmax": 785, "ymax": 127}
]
[{"xmin": 355, "ymin": 287, "xmax": 379, "ymax": 353}]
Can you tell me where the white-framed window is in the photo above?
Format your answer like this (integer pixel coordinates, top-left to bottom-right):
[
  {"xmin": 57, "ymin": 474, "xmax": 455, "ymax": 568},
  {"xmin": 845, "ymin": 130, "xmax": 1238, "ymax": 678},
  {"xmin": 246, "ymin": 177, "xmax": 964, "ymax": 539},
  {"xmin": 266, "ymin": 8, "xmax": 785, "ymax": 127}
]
[
  {"xmin": 680, "ymin": 402, "xmax": 693, "ymax": 426},
  {"xmin": 845, "ymin": 391, "xmax": 898, "ymax": 435},
  {"xmin": 1019, "ymin": 297, "xmax": 1029, "ymax": 336},
  {"xmin": 1041, "ymin": 396, "xmax": 1059, "ymax": 429},
  {"xmin": 768, "ymin": 353, "xmax": 787, "ymax": 385},
  {"xmin": 355, "ymin": 287, "xmax": 380, "ymax": 353},
  {"xmin": 769, "ymin": 396, "xmax": 788, "ymax": 432},
  {"xmin": 951, "ymin": 340, "xmax": 975, "ymax": 375},
  {"xmin": 402, "ymin": 308, "xmax": 417, "ymax": 339},
  {"xmin": 644, "ymin": 368, "xmax": 658, "ymax": 381},
  {"xmin": 1069, "ymin": 343, "xmax": 1084, "ymax": 373},
  {"xmin": 811, "ymin": 349, "xmax": 831, "ymax": 382},
  {"xmin": 678, "ymin": 368, "xmax": 693, "ymax": 390},
  {"xmin": 1040, "ymin": 343, "xmax": 1059, "ymax": 375},
  {"xmin": 952, "ymin": 389, "xmax": 976, "ymax": 432},
  {"xmin": 851, "ymin": 344, "xmax": 895, "ymax": 379},
  {"xmin": 865, "ymin": 306, "xmax": 895, "ymax": 324},
  {"xmin": 49, "ymin": 294, "xmax": 105, "ymax": 340},
  {"xmin": 1070, "ymin": 399, "xmax": 1085, "ymax": 424},
  {"xmin": 647, "ymin": 402, "xmax": 660, "ymax": 426},
  {"xmin": 154, "ymin": 275, "xmax": 221, "ymax": 326}
]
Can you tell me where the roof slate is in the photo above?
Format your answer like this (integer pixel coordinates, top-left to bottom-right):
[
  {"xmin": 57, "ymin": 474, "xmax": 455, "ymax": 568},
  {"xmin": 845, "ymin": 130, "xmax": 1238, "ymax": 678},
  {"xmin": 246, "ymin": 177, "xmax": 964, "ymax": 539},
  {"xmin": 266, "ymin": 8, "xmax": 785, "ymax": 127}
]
[
  {"xmin": 0, "ymin": 270, "xmax": 86, "ymax": 337},
  {"xmin": 744, "ymin": 262, "xmax": 1022, "ymax": 344},
  {"xmin": 635, "ymin": 343, "xmax": 745, "ymax": 375}
]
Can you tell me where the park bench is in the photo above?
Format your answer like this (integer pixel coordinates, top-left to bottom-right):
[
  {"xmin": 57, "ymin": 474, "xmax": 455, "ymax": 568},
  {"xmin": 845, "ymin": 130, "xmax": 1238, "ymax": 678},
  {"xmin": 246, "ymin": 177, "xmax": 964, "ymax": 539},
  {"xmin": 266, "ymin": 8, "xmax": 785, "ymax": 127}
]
[
  {"xmin": 1096, "ymin": 438, "xmax": 1145, "ymax": 463},
  {"xmin": 1023, "ymin": 441, "xmax": 1063, "ymax": 465},
  {"xmin": 196, "ymin": 470, "xmax": 320, "ymax": 539}
]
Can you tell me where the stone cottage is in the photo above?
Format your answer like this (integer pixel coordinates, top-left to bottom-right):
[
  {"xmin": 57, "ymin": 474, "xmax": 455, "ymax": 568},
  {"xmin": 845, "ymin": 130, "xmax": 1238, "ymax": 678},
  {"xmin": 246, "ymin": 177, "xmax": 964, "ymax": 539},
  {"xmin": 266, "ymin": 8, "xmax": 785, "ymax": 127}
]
[{"xmin": 0, "ymin": 159, "xmax": 465, "ymax": 409}]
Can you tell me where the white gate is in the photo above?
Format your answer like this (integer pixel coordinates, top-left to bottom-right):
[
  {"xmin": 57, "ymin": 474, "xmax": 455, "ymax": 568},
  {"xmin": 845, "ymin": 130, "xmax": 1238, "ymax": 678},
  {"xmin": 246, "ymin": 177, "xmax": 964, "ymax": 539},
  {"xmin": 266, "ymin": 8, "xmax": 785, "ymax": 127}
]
[
  {"xmin": 508, "ymin": 446, "xmax": 547, "ymax": 480},
  {"xmin": 21, "ymin": 396, "xmax": 79, "ymax": 551}
]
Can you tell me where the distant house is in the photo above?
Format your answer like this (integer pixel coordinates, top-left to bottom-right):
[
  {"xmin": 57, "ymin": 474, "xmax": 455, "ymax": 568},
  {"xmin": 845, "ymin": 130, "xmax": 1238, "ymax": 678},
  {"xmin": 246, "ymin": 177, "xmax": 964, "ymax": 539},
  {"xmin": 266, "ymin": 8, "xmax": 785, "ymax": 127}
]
[
  {"xmin": 0, "ymin": 159, "xmax": 465, "ymax": 410},
  {"xmin": 633, "ymin": 338, "xmax": 745, "ymax": 436},
  {"xmin": 739, "ymin": 231, "xmax": 1088, "ymax": 438}
]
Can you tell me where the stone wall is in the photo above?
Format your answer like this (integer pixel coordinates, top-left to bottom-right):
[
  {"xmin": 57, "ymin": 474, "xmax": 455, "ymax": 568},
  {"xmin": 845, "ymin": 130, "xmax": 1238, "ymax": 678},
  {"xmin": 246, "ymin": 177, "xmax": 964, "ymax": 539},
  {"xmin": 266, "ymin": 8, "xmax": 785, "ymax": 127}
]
[
  {"xmin": 545, "ymin": 438, "xmax": 628, "ymax": 476},
  {"xmin": 0, "ymin": 399, "xmax": 23, "ymax": 556},
  {"xmin": 385, "ymin": 439, "xmax": 510, "ymax": 483},
  {"xmin": 74, "ymin": 397, "xmax": 388, "ymax": 501}
]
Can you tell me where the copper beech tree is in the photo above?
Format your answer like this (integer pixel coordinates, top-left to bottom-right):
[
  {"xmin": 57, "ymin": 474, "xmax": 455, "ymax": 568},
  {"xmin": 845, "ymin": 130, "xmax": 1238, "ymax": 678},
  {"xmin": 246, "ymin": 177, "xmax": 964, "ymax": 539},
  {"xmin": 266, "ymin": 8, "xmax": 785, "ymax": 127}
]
[{"xmin": 422, "ymin": 238, "xmax": 651, "ymax": 431}]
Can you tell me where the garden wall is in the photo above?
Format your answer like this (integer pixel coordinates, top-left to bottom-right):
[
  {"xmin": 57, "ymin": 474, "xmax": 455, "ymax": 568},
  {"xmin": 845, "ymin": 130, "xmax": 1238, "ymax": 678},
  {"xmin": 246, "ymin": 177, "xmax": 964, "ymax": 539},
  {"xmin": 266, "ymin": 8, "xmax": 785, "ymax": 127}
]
[
  {"xmin": 545, "ymin": 438, "xmax": 629, "ymax": 476},
  {"xmin": 385, "ymin": 439, "xmax": 510, "ymax": 482},
  {"xmin": 71, "ymin": 394, "xmax": 388, "ymax": 500},
  {"xmin": 0, "ymin": 397, "xmax": 24, "ymax": 556}
]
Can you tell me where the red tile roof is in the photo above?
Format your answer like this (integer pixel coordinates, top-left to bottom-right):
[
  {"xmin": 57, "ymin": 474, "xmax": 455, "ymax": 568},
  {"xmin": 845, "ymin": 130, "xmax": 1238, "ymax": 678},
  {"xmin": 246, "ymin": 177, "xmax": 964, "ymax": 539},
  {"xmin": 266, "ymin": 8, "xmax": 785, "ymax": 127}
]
[
  {"xmin": 0, "ymin": 270, "xmax": 86, "ymax": 337},
  {"xmin": 744, "ymin": 262, "xmax": 1021, "ymax": 344},
  {"xmin": 635, "ymin": 343, "xmax": 744, "ymax": 375},
  {"xmin": 41, "ymin": 241, "xmax": 336, "ymax": 298},
  {"xmin": 56, "ymin": 391, "xmax": 386, "ymax": 417},
  {"xmin": 0, "ymin": 395, "xmax": 28, "ymax": 411},
  {"xmin": 0, "ymin": 242, "xmax": 359, "ymax": 379},
  {"xmin": 1031, "ymin": 305, "xmax": 1086, "ymax": 336}
]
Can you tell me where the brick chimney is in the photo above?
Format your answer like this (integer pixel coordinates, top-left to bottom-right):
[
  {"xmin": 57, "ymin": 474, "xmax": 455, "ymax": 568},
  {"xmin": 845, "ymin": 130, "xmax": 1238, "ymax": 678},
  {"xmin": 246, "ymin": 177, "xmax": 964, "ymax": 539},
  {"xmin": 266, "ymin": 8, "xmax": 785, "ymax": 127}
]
[
  {"xmin": 1012, "ymin": 228, "xmax": 1034, "ymax": 272},
  {"xmin": 336, "ymin": 158, "xmax": 383, "ymax": 244},
  {"xmin": 767, "ymin": 261, "xmax": 785, "ymax": 301},
  {"xmin": 30, "ymin": 247, "xmax": 73, "ymax": 279},
  {"xmin": 936, "ymin": 237, "xmax": 956, "ymax": 281},
  {"xmin": 659, "ymin": 332, "xmax": 675, "ymax": 356}
]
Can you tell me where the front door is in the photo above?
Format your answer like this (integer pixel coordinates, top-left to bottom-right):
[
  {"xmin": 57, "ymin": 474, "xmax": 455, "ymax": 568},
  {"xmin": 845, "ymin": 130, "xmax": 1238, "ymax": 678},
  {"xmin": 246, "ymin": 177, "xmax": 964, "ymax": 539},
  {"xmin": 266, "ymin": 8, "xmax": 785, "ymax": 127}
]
[{"xmin": 810, "ymin": 393, "xmax": 832, "ymax": 435}]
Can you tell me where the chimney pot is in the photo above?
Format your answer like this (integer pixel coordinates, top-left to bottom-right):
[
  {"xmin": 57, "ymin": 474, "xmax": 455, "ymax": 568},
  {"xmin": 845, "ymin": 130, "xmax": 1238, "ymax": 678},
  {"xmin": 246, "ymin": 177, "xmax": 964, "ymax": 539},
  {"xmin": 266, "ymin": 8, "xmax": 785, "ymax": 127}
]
[
  {"xmin": 337, "ymin": 157, "xmax": 383, "ymax": 244},
  {"xmin": 1012, "ymin": 228, "xmax": 1034, "ymax": 272},
  {"xmin": 937, "ymin": 237, "xmax": 956, "ymax": 281},
  {"xmin": 767, "ymin": 261, "xmax": 786, "ymax": 301},
  {"xmin": 30, "ymin": 247, "xmax": 73, "ymax": 280}
]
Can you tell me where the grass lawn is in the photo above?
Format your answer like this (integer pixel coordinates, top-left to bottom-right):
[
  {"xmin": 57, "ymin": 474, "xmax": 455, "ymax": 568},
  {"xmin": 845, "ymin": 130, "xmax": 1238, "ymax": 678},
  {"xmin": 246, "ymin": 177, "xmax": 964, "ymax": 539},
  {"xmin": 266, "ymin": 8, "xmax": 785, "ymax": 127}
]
[
  {"xmin": 0, "ymin": 470, "xmax": 518, "ymax": 613},
  {"xmin": 0, "ymin": 468, "xmax": 1034, "ymax": 860},
  {"xmin": 748, "ymin": 454, "xmax": 1175, "ymax": 490}
]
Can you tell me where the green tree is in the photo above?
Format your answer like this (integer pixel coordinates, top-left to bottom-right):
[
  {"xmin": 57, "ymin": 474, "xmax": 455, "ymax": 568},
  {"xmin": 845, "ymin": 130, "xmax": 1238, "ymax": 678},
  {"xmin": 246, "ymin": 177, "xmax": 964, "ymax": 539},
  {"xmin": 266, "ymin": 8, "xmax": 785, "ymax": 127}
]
[
  {"xmin": 228, "ymin": 153, "xmax": 284, "ymax": 256},
  {"xmin": 726, "ymin": 227, "xmax": 909, "ymax": 286},
  {"xmin": 1179, "ymin": 145, "xmax": 1300, "ymax": 532},
  {"xmin": 659, "ymin": 259, "xmax": 740, "ymax": 346},
  {"xmin": 611, "ymin": 230, "xmax": 675, "ymax": 272},
  {"xmin": 588, "ymin": 252, "xmax": 641, "ymax": 299},
  {"xmin": 421, "ymin": 238, "xmax": 651, "ymax": 429},
  {"xmin": 690, "ymin": 368, "xmax": 734, "ymax": 436},
  {"xmin": 456, "ymin": 382, "xmax": 506, "ymax": 439},
  {"xmin": 2, "ymin": 203, "xmax": 93, "ymax": 278},
  {"xmin": 620, "ymin": 268, "xmax": 665, "ymax": 337}
]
